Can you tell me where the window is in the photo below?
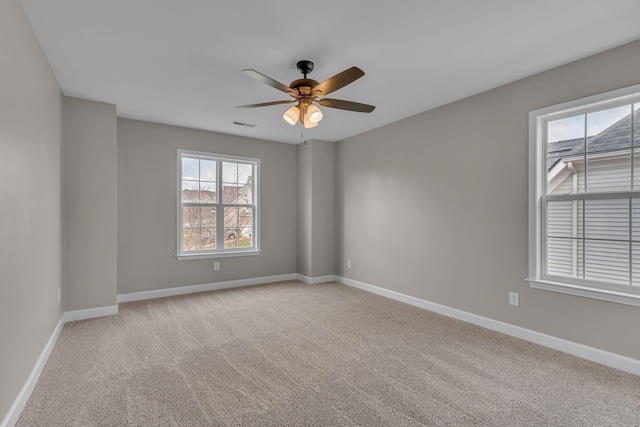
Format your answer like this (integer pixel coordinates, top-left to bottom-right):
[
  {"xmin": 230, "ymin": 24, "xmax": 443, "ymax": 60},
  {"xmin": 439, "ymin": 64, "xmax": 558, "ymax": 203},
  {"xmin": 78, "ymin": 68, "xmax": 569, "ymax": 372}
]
[
  {"xmin": 528, "ymin": 84, "xmax": 640, "ymax": 306},
  {"xmin": 177, "ymin": 150, "xmax": 259, "ymax": 259}
]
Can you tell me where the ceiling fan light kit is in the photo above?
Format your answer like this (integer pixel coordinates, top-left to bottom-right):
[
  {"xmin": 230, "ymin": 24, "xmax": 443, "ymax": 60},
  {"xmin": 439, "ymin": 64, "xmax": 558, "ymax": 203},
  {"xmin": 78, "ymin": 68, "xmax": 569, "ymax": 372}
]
[
  {"xmin": 303, "ymin": 120, "xmax": 317, "ymax": 129},
  {"xmin": 306, "ymin": 104, "xmax": 323, "ymax": 123},
  {"xmin": 237, "ymin": 60, "xmax": 375, "ymax": 129},
  {"xmin": 283, "ymin": 105, "xmax": 300, "ymax": 125}
]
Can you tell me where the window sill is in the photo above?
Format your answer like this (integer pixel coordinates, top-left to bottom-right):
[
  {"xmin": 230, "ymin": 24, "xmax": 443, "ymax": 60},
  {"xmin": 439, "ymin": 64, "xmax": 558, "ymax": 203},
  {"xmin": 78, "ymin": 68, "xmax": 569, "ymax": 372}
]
[
  {"xmin": 176, "ymin": 250, "xmax": 261, "ymax": 260},
  {"xmin": 526, "ymin": 278, "xmax": 640, "ymax": 307}
]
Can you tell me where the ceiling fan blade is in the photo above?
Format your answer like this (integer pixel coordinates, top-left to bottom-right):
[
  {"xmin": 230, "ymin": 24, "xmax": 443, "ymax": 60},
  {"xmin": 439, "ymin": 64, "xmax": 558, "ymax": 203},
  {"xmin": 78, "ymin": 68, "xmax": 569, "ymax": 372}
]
[
  {"xmin": 236, "ymin": 100, "xmax": 296, "ymax": 109},
  {"xmin": 317, "ymin": 98, "xmax": 375, "ymax": 113},
  {"xmin": 311, "ymin": 67, "xmax": 365, "ymax": 97},
  {"xmin": 242, "ymin": 69, "xmax": 298, "ymax": 96}
]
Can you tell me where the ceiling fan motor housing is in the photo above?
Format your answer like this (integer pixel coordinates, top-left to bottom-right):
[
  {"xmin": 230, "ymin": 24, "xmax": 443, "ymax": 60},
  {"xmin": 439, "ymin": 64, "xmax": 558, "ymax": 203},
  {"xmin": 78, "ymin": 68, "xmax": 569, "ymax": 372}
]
[
  {"xmin": 296, "ymin": 60, "xmax": 314, "ymax": 78},
  {"xmin": 289, "ymin": 79, "xmax": 319, "ymax": 95}
]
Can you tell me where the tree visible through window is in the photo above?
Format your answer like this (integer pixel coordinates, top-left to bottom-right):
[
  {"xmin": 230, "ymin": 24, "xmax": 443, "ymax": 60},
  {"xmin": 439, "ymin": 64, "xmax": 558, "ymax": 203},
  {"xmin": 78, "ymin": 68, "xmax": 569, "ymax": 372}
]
[
  {"xmin": 528, "ymin": 85, "xmax": 640, "ymax": 306},
  {"xmin": 178, "ymin": 150, "xmax": 259, "ymax": 258}
]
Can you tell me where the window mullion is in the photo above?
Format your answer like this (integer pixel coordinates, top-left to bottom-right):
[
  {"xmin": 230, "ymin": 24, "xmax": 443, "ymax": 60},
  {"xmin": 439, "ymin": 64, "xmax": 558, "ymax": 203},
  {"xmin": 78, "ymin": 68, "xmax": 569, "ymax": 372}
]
[
  {"xmin": 542, "ymin": 119, "xmax": 549, "ymax": 278},
  {"xmin": 547, "ymin": 191, "xmax": 640, "ymax": 202},
  {"xmin": 581, "ymin": 199, "xmax": 585, "ymax": 279},
  {"xmin": 542, "ymin": 196, "xmax": 548, "ymax": 277},
  {"xmin": 632, "ymin": 105, "xmax": 636, "ymax": 191},
  {"xmin": 583, "ymin": 113, "xmax": 588, "ymax": 193},
  {"xmin": 182, "ymin": 202, "xmax": 217, "ymax": 207},
  {"xmin": 216, "ymin": 159, "xmax": 223, "ymax": 251},
  {"xmin": 198, "ymin": 160, "xmax": 202, "ymax": 251},
  {"xmin": 632, "ymin": 107, "xmax": 636, "ymax": 285},
  {"xmin": 629, "ymin": 198, "xmax": 633, "ymax": 285}
]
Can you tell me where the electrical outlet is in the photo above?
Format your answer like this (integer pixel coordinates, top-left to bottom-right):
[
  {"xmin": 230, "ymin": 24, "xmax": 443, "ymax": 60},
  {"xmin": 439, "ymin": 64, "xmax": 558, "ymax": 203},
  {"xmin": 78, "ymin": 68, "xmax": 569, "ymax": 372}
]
[
  {"xmin": 347, "ymin": 259, "xmax": 352, "ymax": 268},
  {"xmin": 58, "ymin": 289, "xmax": 61, "ymax": 304},
  {"xmin": 214, "ymin": 262, "xmax": 220, "ymax": 271},
  {"xmin": 509, "ymin": 292, "xmax": 520, "ymax": 307}
]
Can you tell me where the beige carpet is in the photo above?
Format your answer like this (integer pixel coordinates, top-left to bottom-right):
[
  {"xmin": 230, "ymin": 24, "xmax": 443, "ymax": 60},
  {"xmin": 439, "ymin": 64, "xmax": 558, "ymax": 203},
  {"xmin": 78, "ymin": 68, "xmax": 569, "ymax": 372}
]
[{"xmin": 17, "ymin": 281, "xmax": 640, "ymax": 426}]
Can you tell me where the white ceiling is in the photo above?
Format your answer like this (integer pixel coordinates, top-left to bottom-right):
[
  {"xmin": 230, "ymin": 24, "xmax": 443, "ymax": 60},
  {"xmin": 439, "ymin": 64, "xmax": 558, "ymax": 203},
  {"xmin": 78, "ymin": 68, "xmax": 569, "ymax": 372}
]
[{"xmin": 20, "ymin": 0, "xmax": 640, "ymax": 145}]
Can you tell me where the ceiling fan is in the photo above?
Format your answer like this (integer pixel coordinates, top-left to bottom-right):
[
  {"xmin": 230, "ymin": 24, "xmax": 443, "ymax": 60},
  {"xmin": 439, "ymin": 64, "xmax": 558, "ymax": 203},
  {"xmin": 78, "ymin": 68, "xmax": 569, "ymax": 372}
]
[{"xmin": 236, "ymin": 60, "xmax": 375, "ymax": 128}]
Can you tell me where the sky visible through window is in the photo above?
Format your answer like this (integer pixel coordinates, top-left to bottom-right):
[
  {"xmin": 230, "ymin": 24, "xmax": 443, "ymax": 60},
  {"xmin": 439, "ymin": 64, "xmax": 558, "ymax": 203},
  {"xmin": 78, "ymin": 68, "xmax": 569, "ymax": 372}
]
[
  {"xmin": 547, "ymin": 104, "xmax": 640, "ymax": 142},
  {"xmin": 181, "ymin": 158, "xmax": 252, "ymax": 191}
]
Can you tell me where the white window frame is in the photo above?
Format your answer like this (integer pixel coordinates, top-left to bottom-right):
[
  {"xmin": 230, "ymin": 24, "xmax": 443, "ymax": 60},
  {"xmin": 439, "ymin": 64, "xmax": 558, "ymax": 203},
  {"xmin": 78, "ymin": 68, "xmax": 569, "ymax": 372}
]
[
  {"xmin": 176, "ymin": 149, "xmax": 260, "ymax": 260},
  {"xmin": 528, "ymin": 84, "xmax": 640, "ymax": 307}
]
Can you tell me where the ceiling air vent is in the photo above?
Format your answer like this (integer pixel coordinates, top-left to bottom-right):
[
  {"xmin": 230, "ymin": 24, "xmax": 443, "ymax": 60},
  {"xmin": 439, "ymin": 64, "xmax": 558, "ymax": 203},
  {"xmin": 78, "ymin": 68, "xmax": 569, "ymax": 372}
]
[{"xmin": 233, "ymin": 121, "xmax": 256, "ymax": 128}]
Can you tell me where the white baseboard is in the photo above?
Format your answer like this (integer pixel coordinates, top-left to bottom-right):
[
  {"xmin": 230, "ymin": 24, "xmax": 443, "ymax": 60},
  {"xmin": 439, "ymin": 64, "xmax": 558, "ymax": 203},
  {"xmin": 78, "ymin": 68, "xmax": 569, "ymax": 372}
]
[
  {"xmin": 63, "ymin": 305, "xmax": 119, "ymax": 323},
  {"xmin": 337, "ymin": 276, "xmax": 640, "ymax": 377},
  {"xmin": 1, "ymin": 317, "xmax": 65, "ymax": 427},
  {"xmin": 296, "ymin": 274, "xmax": 336, "ymax": 285},
  {"xmin": 117, "ymin": 273, "xmax": 298, "ymax": 303}
]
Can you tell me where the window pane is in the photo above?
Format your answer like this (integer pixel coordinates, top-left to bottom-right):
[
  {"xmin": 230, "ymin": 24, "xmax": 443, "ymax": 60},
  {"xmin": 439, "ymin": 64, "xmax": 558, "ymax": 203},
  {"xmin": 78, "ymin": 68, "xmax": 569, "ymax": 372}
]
[
  {"xmin": 547, "ymin": 115, "xmax": 585, "ymax": 157},
  {"xmin": 224, "ymin": 229, "xmax": 238, "ymax": 248},
  {"xmin": 546, "ymin": 116, "xmax": 585, "ymax": 183},
  {"xmin": 182, "ymin": 157, "xmax": 199, "ymax": 180},
  {"xmin": 223, "ymin": 162, "xmax": 238, "ymax": 184},
  {"xmin": 633, "ymin": 199, "xmax": 640, "ymax": 242},
  {"xmin": 633, "ymin": 242, "xmax": 640, "ymax": 286},
  {"xmin": 200, "ymin": 159, "xmax": 216, "ymax": 182},
  {"xmin": 634, "ymin": 151, "xmax": 640, "ymax": 190},
  {"xmin": 237, "ymin": 163, "xmax": 252, "ymax": 185},
  {"xmin": 200, "ymin": 228, "xmax": 216, "ymax": 249},
  {"xmin": 547, "ymin": 159, "xmax": 584, "ymax": 194},
  {"xmin": 182, "ymin": 207, "xmax": 216, "ymax": 251},
  {"xmin": 222, "ymin": 184, "xmax": 252, "ymax": 204},
  {"xmin": 183, "ymin": 228, "xmax": 199, "ymax": 250},
  {"xmin": 183, "ymin": 206, "xmax": 200, "ymax": 228},
  {"xmin": 222, "ymin": 206, "xmax": 253, "ymax": 248},
  {"xmin": 201, "ymin": 207, "xmax": 216, "ymax": 227},
  {"xmin": 222, "ymin": 185, "xmax": 240, "ymax": 204},
  {"xmin": 585, "ymin": 199, "xmax": 628, "ymax": 241},
  {"xmin": 635, "ymin": 104, "xmax": 640, "ymax": 146},
  {"xmin": 586, "ymin": 150, "xmax": 630, "ymax": 192},
  {"xmin": 199, "ymin": 181, "xmax": 216, "ymax": 203},
  {"xmin": 182, "ymin": 180, "xmax": 199, "ymax": 202},
  {"xmin": 546, "ymin": 156, "xmax": 566, "ymax": 178},
  {"xmin": 239, "ymin": 207, "xmax": 253, "ymax": 228},
  {"xmin": 587, "ymin": 105, "xmax": 631, "ymax": 153},
  {"xmin": 239, "ymin": 227, "xmax": 253, "ymax": 247},
  {"xmin": 183, "ymin": 205, "xmax": 200, "ymax": 251},
  {"xmin": 547, "ymin": 200, "xmax": 582, "ymax": 238},
  {"xmin": 224, "ymin": 206, "xmax": 239, "ymax": 227},
  {"xmin": 239, "ymin": 185, "xmax": 252, "ymax": 204},
  {"xmin": 584, "ymin": 240, "xmax": 629, "ymax": 285},
  {"xmin": 223, "ymin": 162, "xmax": 253, "ymax": 184},
  {"xmin": 547, "ymin": 237, "xmax": 580, "ymax": 278}
]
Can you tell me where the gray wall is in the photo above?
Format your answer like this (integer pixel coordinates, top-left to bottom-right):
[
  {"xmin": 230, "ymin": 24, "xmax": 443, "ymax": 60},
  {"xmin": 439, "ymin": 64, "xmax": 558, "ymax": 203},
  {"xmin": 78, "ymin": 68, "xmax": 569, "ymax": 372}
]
[
  {"xmin": 0, "ymin": 0, "xmax": 63, "ymax": 420},
  {"xmin": 297, "ymin": 140, "xmax": 335, "ymax": 278},
  {"xmin": 310, "ymin": 140, "xmax": 335, "ymax": 277},
  {"xmin": 63, "ymin": 97, "xmax": 118, "ymax": 310},
  {"xmin": 335, "ymin": 39, "xmax": 640, "ymax": 360},
  {"xmin": 117, "ymin": 118, "xmax": 297, "ymax": 294},
  {"xmin": 297, "ymin": 142, "xmax": 312, "ymax": 276}
]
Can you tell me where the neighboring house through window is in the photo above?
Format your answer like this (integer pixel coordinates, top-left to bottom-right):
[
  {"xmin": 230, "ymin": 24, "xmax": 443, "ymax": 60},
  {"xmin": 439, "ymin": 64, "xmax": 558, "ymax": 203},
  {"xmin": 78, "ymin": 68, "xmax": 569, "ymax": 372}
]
[
  {"xmin": 528, "ymin": 84, "xmax": 640, "ymax": 306},
  {"xmin": 177, "ymin": 149, "xmax": 259, "ymax": 259}
]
